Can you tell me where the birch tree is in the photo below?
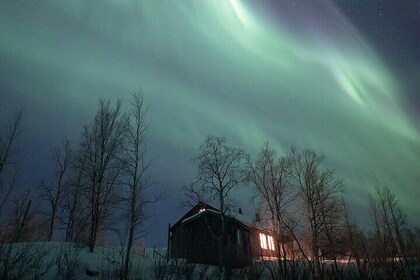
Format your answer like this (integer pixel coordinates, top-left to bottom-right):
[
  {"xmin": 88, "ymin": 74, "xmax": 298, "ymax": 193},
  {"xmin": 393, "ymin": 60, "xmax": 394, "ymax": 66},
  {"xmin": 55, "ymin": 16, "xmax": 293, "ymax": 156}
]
[
  {"xmin": 61, "ymin": 149, "xmax": 90, "ymax": 242},
  {"xmin": 120, "ymin": 92, "xmax": 150, "ymax": 280},
  {"xmin": 79, "ymin": 99, "xmax": 127, "ymax": 252},
  {"xmin": 289, "ymin": 147, "xmax": 342, "ymax": 280},
  {"xmin": 369, "ymin": 187, "xmax": 412, "ymax": 279},
  {"xmin": 192, "ymin": 135, "xmax": 247, "ymax": 279},
  {"xmin": 40, "ymin": 139, "xmax": 72, "ymax": 241},
  {"xmin": 0, "ymin": 110, "xmax": 23, "ymax": 220},
  {"xmin": 247, "ymin": 143, "xmax": 295, "ymax": 277}
]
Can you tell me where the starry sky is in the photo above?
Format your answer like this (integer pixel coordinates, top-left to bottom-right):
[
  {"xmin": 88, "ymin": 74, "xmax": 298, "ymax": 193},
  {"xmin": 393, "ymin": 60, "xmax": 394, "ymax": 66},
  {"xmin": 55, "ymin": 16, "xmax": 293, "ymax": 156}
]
[{"xmin": 1, "ymin": 0, "xmax": 419, "ymax": 246}]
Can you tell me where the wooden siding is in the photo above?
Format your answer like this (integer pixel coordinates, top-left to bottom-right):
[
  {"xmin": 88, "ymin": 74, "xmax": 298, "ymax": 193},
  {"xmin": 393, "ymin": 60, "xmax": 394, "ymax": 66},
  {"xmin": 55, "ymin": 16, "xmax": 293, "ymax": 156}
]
[{"xmin": 169, "ymin": 202, "xmax": 277, "ymax": 268}]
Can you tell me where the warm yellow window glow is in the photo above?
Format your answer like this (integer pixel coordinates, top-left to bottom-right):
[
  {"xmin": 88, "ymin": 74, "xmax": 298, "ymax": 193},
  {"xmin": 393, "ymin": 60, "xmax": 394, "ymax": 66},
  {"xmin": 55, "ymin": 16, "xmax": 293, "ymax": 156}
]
[
  {"xmin": 268, "ymin": 235, "xmax": 275, "ymax": 251},
  {"xmin": 259, "ymin": 233, "xmax": 275, "ymax": 251},
  {"xmin": 259, "ymin": 233, "xmax": 267, "ymax": 249}
]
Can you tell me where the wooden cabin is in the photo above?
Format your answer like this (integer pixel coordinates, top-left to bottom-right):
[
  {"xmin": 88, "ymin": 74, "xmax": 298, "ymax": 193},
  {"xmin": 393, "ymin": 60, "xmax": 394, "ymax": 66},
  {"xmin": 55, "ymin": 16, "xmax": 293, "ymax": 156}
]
[{"xmin": 168, "ymin": 202, "xmax": 277, "ymax": 268}]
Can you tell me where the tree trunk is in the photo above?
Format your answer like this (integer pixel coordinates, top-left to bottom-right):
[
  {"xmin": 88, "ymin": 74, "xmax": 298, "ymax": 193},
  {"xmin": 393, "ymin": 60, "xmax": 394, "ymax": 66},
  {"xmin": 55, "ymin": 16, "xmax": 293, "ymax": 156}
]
[
  {"xmin": 219, "ymin": 214, "xmax": 226, "ymax": 279},
  {"xmin": 313, "ymin": 230, "xmax": 322, "ymax": 280},
  {"xmin": 15, "ymin": 200, "xmax": 31, "ymax": 242},
  {"xmin": 123, "ymin": 224, "xmax": 134, "ymax": 280},
  {"xmin": 89, "ymin": 214, "xmax": 96, "ymax": 253},
  {"xmin": 123, "ymin": 191, "xmax": 136, "ymax": 280},
  {"xmin": 47, "ymin": 207, "xmax": 56, "ymax": 241}
]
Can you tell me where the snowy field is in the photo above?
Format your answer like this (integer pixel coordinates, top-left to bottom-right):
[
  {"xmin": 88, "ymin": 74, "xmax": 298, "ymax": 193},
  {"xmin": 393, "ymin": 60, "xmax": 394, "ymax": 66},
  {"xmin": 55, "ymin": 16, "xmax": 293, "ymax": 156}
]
[
  {"xmin": 2, "ymin": 242, "xmax": 413, "ymax": 279},
  {"xmin": 0, "ymin": 242, "xmax": 286, "ymax": 279},
  {"xmin": 0, "ymin": 242, "xmax": 170, "ymax": 279},
  {"xmin": 0, "ymin": 242, "xmax": 248, "ymax": 279}
]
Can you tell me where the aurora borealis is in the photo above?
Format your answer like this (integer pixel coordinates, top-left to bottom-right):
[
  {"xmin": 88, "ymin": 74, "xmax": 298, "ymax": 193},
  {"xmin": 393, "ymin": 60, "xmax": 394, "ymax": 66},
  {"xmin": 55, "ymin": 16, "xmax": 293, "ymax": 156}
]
[{"xmin": 1, "ymin": 1, "xmax": 419, "ymax": 245}]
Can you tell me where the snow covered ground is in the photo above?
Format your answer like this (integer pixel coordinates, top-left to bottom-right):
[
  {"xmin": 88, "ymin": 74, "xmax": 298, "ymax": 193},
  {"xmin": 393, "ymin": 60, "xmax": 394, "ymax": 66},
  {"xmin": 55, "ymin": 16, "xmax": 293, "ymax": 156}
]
[
  {"xmin": 2, "ymin": 242, "xmax": 263, "ymax": 279},
  {"xmin": 0, "ymin": 242, "xmax": 365, "ymax": 279},
  {"xmin": 0, "ymin": 242, "xmax": 172, "ymax": 279}
]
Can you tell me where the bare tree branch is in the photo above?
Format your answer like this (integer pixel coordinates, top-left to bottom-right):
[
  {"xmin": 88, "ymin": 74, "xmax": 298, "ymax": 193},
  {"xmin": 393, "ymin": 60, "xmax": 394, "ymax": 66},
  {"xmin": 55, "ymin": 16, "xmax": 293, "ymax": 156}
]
[
  {"xmin": 78, "ymin": 98, "xmax": 128, "ymax": 253},
  {"xmin": 186, "ymin": 135, "xmax": 247, "ymax": 278}
]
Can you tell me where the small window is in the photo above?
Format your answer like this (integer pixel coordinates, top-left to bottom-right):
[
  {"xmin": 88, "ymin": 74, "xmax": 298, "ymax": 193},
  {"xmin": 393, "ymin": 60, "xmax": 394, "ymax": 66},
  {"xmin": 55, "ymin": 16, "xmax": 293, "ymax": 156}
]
[
  {"xmin": 268, "ymin": 235, "xmax": 275, "ymax": 251},
  {"xmin": 259, "ymin": 233, "xmax": 275, "ymax": 251},
  {"xmin": 236, "ymin": 229, "xmax": 243, "ymax": 246},
  {"xmin": 259, "ymin": 233, "xmax": 267, "ymax": 249}
]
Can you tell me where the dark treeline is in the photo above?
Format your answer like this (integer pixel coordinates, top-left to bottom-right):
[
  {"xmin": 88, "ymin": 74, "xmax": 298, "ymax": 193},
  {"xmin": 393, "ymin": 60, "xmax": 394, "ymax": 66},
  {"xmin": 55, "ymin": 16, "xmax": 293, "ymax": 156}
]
[
  {"xmin": 0, "ymin": 92, "xmax": 156, "ymax": 279},
  {"xmin": 0, "ymin": 97, "xmax": 419, "ymax": 280},
  {"xmin": 185, "ymin": 136, "xmax": 420, "ymax": 280}
]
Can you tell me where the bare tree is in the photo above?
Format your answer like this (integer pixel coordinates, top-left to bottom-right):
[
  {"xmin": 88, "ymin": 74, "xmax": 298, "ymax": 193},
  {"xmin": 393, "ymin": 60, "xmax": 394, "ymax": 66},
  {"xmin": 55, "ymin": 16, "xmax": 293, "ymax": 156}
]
[
  {"xmin": 288, "ymin": 147, "xmax": 343, "ymax": 280},
  {"xmin": 191, "ymin": 135, "xmax": 248, "ymax": 279},
  {"xmin": 0, "ymin": 242, "xmax": 54, "ymax": 279},
  {"xmin": 318, "ymin": 194, "xmax": 345, "ymax": 278},
  {"xmin": 79, "ymin": 99, "xmax": 127, "ymax": 252},
  {"xmin": 5, "ymin": 189, "xmax": 34, "ymax": 243},
  {"xmin": 369, "ymin": 186, "xmax": 412, "ymax": 279},
  {"xmin": 405, "ymin": 227, "xmax": 420, "ymax": 275},
  {"xmin": 182, "ymin": 182, "xmax": 209, "ymax": 208},
  {"xmin": 247, "ymin": 143, "xmax": 295, "ymax": 278},
  {"xmin": 40, "ymin": 139, "xmax": 72, "ymax": 241},
  {"xmin": 55, "ymin": 147, "xmax": 91, "ymax": 243},
  {"xmin": 0, "ymin": 110, "xmax": 24, "ymax": 220},
  {"xmin": 120, "ymin": 92, "xmax": 153, "ymax": 280},
  {"xmin": 342, "ymin": 199, "xmax": 367, "ymax": 279}
]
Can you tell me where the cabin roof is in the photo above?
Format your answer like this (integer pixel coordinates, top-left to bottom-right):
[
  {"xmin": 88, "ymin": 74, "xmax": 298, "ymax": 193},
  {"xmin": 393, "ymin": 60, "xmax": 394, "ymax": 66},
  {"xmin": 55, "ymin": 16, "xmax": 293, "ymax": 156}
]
[
  {"xmin": 230, "ymin": 212, "xmax": 254, "ymax": 225},
  {"xmin": 170, "ymin": 202, "xmax": 271, "ymax": 233},
  {"xmin": 170, "ymin": 201, "xmax": 218, "ymax": 230}
]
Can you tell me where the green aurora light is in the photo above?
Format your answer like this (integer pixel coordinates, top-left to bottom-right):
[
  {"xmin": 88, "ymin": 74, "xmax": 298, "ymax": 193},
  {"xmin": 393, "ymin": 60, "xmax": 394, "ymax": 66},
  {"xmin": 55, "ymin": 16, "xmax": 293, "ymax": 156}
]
[{"xmin": 0, "ymin": 0, "xmax": 419, "ymax": 241}]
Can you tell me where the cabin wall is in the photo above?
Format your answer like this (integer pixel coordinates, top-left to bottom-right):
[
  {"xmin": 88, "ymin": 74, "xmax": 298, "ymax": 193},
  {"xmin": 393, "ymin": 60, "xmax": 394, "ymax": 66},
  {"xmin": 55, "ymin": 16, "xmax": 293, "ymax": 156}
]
[
  {"xmin": 169, "ymin": 226, "xmax": 186, "ymax": 259},
  {"xmin": 170, "ymin": 209, "xmax": 277, "ymax": 267},
  {"xmin": 170, "ymin": 214, "xmax": 220, "ymax": 265},
  {"xmin": 184, "ymin": 214, "xmax": 220, "ymax": 265},
  {"xmin": 170, "ymin": 214, "xmax": 253, "ymax": 267},
  {"xmin": 227, "ymin": 223, "xmax": 251, "ymax": 267}
]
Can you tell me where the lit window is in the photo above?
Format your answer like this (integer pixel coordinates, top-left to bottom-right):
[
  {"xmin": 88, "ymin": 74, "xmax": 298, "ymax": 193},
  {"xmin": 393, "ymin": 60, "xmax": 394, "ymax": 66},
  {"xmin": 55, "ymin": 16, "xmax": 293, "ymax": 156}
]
[
  {"xmin": 259, "ymin": 233, "xmax": 267, "ymax": 249},
  {"xmin": 259, "ymin": 233, "xmax": 275, "ymax": 251},
  {"xmin": 268, "ymin": 235, "xmax": 275, "ymax": 251}
]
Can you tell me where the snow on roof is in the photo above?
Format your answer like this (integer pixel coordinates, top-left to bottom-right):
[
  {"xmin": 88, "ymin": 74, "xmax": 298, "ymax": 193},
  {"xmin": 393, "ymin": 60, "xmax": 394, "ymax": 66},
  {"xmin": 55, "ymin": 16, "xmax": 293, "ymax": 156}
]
[
  {"xmin": 181, "ymin": 206, "xmax": 257, "ymax": 229},
  {"xmin": 181, "ymin": 208, "xmax": 220, "ymax": 224},
  {"xmin": 175, "ymin": 202, "xmax": 272, "ymax": 233},
  {"xmin": 230, "ymin": 212, "xmax": 254, "ymax": 225}
]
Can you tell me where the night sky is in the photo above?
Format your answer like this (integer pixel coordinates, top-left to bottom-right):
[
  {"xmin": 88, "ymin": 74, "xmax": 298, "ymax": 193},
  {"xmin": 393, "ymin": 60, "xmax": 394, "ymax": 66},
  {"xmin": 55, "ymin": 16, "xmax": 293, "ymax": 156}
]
[{"xmin": 1, "ymin": 0, "xmax": 419, "ymax": 246}]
